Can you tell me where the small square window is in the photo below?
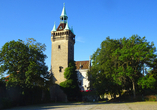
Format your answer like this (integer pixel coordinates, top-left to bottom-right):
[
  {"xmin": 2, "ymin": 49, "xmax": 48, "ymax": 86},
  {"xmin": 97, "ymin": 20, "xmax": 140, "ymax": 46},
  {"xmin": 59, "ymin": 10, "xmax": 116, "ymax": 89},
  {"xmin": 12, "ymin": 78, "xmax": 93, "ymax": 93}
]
[{"xmin": 58, "ymin": 45, "xmax": 61, "ymax": 49}]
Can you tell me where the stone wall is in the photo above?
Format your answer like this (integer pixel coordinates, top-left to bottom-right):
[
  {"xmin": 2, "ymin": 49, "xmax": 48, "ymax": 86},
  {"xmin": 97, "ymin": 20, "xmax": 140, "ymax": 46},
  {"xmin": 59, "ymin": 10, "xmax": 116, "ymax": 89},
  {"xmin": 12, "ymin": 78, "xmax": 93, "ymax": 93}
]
[
  {"xmin": 0, "ymin": 85, "xmax": 22, "ymax": 109},
  {"xmin": 0, "ymin": 84, "xmax": 6, "ymax": 109},
  {"xmin": 49, "ymin": 84, "xmax": 67, "ymax": 102}
]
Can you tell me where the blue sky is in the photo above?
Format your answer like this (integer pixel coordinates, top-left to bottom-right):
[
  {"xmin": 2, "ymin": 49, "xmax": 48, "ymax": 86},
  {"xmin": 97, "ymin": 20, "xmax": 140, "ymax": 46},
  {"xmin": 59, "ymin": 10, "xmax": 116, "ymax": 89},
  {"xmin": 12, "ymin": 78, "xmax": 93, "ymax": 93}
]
[{"xmin": 0, "ymin": 0, "xmax": 157, "ymax": 70}]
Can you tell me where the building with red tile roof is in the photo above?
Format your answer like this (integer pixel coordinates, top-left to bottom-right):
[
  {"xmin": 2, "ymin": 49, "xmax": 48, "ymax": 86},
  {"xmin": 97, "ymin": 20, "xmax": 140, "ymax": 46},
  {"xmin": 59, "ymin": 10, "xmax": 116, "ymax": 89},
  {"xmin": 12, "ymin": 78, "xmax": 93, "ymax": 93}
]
[
  {"xmin": 75, "ymin": 60, "xmax": 90, "ymax": 70},
  {"xmin": 75, "ymin": 60, "xmax": 91, "ymax": 91}
]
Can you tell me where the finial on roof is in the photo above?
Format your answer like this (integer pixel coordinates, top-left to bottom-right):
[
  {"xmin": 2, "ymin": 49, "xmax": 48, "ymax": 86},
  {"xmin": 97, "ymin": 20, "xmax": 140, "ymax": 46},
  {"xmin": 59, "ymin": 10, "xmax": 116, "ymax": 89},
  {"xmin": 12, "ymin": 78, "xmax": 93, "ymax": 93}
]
[
  {"xmin": 64, "ymin": 21, "xmax": 70, "ymax": 30},
  {"xmin": 52, "ymin": 22, "xmax": 56, "ymax": 31}
]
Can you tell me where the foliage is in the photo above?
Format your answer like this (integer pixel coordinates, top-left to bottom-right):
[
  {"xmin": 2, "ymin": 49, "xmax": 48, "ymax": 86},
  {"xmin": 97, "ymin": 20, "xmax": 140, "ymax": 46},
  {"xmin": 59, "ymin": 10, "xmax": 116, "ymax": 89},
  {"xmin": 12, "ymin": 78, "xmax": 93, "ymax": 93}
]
[
  {"xmin": 138, "ymin": 75, "xmax": 156, "ymax": 89},
  {"xmin": 150, "ymin": 58, "xmax": 157, "ymax": 89},
  {"xmin": 0, "ymin": 38, "xmax": 48, "ymax": 88},
  {"xmin": 60, "ymin": 60, "xmax": 81, "ymax": 100},
  {"xmin": 63, "ymin": 61, "xmax": 76, "ymax": 80},
  {"xmin": 89, "ymin": 35, "xmax": 156, "ymax": 98},
  {"xmin": 144, "ymin": 95, "xmax": 156, "ymax": 101},
  {"xmin": 26, "ymin": 38, "xmax": 46, "ymax": 52},
  {"xmin": 112, "ymin": 35, "xmax": 156, "ymax": 97},
  {"xmin": 89, "ymin": 37, "xmax": 124, "ymax": 95}
]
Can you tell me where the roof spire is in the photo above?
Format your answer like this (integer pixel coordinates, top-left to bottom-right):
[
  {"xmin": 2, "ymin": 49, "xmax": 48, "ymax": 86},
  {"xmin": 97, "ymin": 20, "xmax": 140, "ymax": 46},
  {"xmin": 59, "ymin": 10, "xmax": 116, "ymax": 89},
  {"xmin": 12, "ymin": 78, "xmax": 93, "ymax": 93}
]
[
  {"xmin": 52, "ymin": 22, "xmax": 56, "ymax": 31},
  {"xmin": 61, "ymin": 3, "xmax": 67, "ymax": 17},
  {"xmin": 64, "ymin": 20, "xmax": 70, "ymax": 30},
  {"xmin": 60, "ymin": 3, "xmax": 68, "ymax": 23}
]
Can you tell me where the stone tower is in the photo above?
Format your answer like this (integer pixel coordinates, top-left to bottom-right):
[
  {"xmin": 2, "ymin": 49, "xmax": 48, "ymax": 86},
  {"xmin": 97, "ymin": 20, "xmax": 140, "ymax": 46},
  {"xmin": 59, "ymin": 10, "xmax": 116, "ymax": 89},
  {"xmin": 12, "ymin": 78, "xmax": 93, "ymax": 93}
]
[{"xmin": 51, "ymin": 4, "xmax": 75, "ymax": 84}]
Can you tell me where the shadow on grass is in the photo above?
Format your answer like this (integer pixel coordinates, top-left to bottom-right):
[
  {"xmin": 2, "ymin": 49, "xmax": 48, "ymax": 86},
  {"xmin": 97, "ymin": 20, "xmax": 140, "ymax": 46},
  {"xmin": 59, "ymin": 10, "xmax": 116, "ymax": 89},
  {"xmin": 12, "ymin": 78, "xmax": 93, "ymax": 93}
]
[
  {"xmin": 10, "ymin": 100, "xmax": 146, "ymax": 109},
  {"xmin": 7, "ymin": 95, "xmax": 157, "ymax": 110},
  {"xmin": 8, "ymin": 101, "xmax": 115, "ymax": 110},
  {"xmin": 8, "ymin": 101, "xmax": 156, "ymax": 110}
]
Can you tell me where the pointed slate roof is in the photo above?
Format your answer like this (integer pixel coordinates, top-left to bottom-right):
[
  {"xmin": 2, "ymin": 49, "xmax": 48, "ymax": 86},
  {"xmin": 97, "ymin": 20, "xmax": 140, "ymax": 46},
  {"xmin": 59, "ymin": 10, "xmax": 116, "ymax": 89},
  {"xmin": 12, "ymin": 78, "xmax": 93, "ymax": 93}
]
[
  {"xmin": 64, "ymin": 21, "xmax": 70, "ymax": 30},
  {"xmin": 61, "ymin": 3, "xmax": 67, "ymax": 17},
  {"xmin": 52, "ymin": 23, "xmax": 56, "ymax": 31}
]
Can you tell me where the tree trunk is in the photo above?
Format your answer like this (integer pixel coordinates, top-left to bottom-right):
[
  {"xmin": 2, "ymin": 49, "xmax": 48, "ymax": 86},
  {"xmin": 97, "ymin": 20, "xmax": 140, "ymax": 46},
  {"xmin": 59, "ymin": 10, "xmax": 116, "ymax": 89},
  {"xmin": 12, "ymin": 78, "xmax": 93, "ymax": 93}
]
[{"xmin": 132, "ymin": 81, "xmax": 136, "ymax": 98}]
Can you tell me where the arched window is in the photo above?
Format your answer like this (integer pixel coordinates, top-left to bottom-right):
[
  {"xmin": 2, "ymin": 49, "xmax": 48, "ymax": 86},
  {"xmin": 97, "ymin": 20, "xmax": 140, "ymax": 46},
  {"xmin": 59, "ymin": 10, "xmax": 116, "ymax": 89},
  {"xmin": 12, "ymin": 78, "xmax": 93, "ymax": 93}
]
[{"xmin": 59, "ymin": 66, "xmax": 63, "ymax": 72}]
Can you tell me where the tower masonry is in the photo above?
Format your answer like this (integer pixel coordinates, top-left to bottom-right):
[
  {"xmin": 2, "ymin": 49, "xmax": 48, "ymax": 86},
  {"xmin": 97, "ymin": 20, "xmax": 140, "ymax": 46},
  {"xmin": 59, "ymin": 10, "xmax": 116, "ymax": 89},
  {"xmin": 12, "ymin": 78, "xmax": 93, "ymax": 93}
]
[{"xmin": 51, "ymin": 4, "xmax": 75, "ymax": 84}]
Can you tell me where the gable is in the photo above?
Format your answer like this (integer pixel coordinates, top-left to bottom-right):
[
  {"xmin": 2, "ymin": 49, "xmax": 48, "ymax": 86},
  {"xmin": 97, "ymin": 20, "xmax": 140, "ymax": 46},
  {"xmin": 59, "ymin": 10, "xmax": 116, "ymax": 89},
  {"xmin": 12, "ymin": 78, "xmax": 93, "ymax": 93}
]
[{"xmin": 57, "ymin": 23, "xmax": 66, "ymax": 31}]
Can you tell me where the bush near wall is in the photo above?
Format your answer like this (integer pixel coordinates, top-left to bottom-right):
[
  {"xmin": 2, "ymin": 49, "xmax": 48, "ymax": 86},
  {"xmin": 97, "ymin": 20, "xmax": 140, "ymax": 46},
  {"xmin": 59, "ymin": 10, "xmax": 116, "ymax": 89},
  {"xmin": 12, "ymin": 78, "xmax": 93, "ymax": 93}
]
[
  {"xmin": 81, "ymin": 91, "xmax": 100, "ymax": 102},
  {"xmin": 144, "ymin": 95, "xmax": 156, "ymax": 101},
  {"xmin": 143, "ymin": 90, "xmax": 157, "ymax": 101}
]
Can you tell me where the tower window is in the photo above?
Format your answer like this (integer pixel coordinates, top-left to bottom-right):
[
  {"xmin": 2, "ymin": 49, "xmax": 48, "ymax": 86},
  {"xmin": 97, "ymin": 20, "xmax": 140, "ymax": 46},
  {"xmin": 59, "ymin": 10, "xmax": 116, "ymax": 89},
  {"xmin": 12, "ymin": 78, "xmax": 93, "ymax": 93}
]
[
  {"xmin": 59, "ymin": 66, "xmax": 63, "ymax": 72},
  {"xmin": 58, "ymin": 45, "xmax": 61, "ymax": 49}
]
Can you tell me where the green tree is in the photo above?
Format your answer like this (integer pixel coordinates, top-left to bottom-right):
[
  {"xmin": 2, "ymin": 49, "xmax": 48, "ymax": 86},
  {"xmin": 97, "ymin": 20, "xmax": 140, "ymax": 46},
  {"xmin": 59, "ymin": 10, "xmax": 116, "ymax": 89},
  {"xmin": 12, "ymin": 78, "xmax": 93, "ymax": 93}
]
[
  {"xmin": 60, "ymin": 60, "xmax": 80, "ymax": 100},
  {"xmin": 113, "ymin": 35, "xmax": 156, "ymax": 97},
  {"xmin": 0, "ymin": 39, "xmax": 48, "ymax": 89},
  {"xmin": 147, "ymin": 58, "xmax": 157, "ymax": 89},
  {"xmin": 89, "ymin": 37, "xmax": 123, "ymax": 96},
  {"xmin": 138, "ymin": 74, "xmax": 156, "ymax": 89},
  {"xmin": 89, "ymin": 35, "xmax": 156, "ymax": 98}
]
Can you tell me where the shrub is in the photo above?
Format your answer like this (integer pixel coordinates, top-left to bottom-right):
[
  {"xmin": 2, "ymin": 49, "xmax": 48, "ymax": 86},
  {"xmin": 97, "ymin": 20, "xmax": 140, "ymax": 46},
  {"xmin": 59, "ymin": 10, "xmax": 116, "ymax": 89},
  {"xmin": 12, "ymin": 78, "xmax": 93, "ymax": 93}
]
[
  {"xmin": 144, "ymin": 95, "xmax": 156, "ymax": 101},
  {"xmin": 60, "ymin": 61, "xmax": 81, "ymax": 101}
]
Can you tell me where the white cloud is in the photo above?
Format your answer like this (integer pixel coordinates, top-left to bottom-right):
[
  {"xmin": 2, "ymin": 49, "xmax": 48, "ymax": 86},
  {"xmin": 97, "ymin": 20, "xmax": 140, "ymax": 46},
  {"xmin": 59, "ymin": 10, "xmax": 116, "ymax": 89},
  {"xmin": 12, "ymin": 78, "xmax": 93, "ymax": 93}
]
[{"xmin": 76, "ymin": 36, "xmax": 85, "ymax": 43}]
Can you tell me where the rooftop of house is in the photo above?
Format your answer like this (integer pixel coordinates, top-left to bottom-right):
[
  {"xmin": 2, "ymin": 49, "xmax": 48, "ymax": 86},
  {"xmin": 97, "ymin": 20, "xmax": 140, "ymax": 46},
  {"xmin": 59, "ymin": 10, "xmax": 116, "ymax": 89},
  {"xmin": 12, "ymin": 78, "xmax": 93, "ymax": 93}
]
[{"xmin": 75, "ymin": 60, "xmax": 90, "ymax": 70}]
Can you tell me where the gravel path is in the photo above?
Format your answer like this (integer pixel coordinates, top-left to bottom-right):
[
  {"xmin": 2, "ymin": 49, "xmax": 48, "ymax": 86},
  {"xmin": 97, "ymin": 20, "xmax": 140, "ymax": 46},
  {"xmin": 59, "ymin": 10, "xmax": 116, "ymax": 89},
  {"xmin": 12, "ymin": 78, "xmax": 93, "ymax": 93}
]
[{"xmin": 6, "ymin": 102, "xmax": 157, "ymax": 110}]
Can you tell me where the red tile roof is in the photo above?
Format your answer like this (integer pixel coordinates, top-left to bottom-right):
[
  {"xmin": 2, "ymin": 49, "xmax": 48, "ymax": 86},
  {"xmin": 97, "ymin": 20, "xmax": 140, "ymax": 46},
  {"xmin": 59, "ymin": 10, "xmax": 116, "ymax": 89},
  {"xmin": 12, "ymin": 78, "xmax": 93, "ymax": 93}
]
[
  {"xmin": 57, "ymin": 23, "xmax": 66, "ymax": 31},
  {"xmin": 6, "ymin": 75, "xmax": 10, "ymax": 78},
  {"xmin": 75, "ymin": 61, "xmax": 90, "ymax": 69},
  {"xmin": 5, "ymin": 75, "xmax": 10, "ymax": 81}
]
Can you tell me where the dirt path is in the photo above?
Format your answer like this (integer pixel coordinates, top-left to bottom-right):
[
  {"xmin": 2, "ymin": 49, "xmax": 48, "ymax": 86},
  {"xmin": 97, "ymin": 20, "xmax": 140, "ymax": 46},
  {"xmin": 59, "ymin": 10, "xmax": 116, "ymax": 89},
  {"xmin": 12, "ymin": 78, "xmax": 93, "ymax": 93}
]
[{"xmin": 6, "ymin": 102, "xmax": 157, "ymax": 110}]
